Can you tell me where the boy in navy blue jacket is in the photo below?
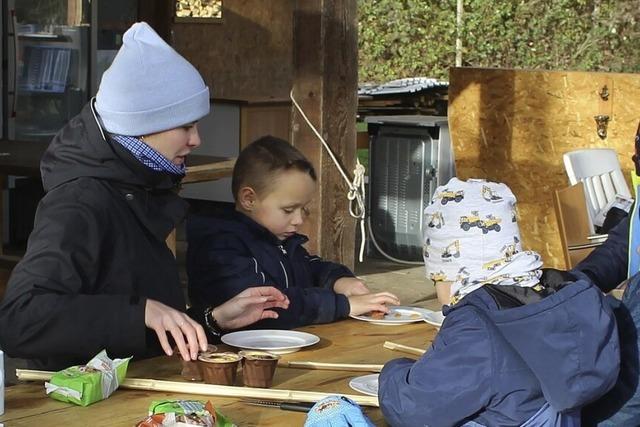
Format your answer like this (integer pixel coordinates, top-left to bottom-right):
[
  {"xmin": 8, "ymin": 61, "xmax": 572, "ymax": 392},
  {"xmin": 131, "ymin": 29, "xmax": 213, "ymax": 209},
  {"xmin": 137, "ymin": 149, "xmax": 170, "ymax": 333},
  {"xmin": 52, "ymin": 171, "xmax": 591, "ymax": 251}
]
[
  {"xmin": 187, "ymin": 136, "xmax": 399, "ymax": 331},
  {"xmin": 379, "ymin": 178, "xmax": 619, "ymax": 427}
]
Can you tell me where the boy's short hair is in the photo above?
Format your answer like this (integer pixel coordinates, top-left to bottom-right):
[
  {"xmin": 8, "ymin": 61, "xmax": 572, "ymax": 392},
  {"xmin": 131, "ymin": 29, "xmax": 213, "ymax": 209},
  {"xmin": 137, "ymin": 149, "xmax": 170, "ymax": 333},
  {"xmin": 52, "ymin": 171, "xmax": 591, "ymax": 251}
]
[{"xmin": 232, "ymin": 136, "xmax": 317, "ymax": 200}]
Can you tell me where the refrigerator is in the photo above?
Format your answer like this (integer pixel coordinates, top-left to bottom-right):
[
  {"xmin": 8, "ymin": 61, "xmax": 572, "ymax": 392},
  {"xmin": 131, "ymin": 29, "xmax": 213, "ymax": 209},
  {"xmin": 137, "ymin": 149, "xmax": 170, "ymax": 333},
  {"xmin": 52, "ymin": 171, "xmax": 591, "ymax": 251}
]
[
  {"xmin": 1, "ymin": 0, "xmax": 137, "ymax": 245},
  {"xmin": 3, "ymin": 0, "xmax": 138, "ymax": 142},
  {"xmin": 366, "ymin": 115, "xmax": 455, "ymax": 262},
  {"xmin": 4, "ymin": 0, "xmax": 91, "ymax": 141}
]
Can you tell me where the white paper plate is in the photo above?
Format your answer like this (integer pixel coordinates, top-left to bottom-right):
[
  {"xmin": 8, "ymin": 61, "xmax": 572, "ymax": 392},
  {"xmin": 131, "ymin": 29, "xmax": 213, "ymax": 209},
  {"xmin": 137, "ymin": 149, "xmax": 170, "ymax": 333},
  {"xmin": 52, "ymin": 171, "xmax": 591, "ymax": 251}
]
[
  {"xmin": 350, "ymin": 306, "xmax": 427, "ymax": 325},
  {"xmin": 349, "ymin": 374, "xmax": 379, "ymax": 397},
  {"xmin": 221, "ymin": 329, "xmax": 320, "ymax": 354},
  {"xmin": 420, "ymin": 309, "xmax": 445, "ymax": 328}
]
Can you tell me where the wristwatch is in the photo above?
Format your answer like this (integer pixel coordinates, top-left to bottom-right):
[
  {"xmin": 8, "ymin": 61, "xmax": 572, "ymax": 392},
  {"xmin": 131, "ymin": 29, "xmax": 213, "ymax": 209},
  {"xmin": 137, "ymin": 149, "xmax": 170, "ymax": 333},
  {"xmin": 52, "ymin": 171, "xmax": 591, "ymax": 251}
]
[{"xmin": 203, "ymin": 305, "xmax": 224, "ymax": 337}]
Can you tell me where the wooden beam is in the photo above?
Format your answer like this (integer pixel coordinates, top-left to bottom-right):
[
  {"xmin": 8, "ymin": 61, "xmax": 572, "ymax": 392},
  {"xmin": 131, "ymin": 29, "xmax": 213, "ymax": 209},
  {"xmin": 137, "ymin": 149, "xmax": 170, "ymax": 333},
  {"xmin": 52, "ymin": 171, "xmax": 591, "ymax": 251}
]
[
  {"xmin": 291, "ymin": 0, "xmax": 358, "ymax": 268},
  {"xmin": 138, "ymin": 0, "xmax": 173, "ymax": 42}
]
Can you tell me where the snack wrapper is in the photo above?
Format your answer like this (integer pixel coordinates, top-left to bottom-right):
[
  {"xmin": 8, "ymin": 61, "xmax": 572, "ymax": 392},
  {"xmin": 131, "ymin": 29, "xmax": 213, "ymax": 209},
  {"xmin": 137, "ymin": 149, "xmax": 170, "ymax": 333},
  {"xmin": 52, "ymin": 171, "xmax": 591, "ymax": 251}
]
[
  {"xmin": 44, "ymin": 350, "xmax": 131, "ymax": 406},
  {"xmin": 136, "ymin": 400, "xmax": 236, "ymax": 427}
]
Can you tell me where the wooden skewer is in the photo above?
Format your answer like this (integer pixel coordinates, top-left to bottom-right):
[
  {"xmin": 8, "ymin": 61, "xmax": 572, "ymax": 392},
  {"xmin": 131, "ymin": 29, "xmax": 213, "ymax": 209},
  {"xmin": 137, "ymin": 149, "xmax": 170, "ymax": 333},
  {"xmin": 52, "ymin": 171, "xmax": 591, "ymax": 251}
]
[
  {"xmin": 278, "ymin": 360, "xmax": 383, "ymax": 372},
  {"xmin": 383, "ymin": 341, "xmax": 425, "ymax": 356},
  {"xmin": 17, "ymin": 369, "xmax": 55, "ymax": 381},
  {"xmin": 16, "ymin": 369, "xmax": 379, "ymax": 407}
]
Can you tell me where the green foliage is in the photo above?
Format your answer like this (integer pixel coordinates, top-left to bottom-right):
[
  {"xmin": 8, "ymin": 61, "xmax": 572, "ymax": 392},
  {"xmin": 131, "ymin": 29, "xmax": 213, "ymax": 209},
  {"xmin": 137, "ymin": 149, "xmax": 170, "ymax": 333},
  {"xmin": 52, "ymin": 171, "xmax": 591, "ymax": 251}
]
[{"xmin": 358, "ymin": 0, "xmax": 640, "ymax": 82}]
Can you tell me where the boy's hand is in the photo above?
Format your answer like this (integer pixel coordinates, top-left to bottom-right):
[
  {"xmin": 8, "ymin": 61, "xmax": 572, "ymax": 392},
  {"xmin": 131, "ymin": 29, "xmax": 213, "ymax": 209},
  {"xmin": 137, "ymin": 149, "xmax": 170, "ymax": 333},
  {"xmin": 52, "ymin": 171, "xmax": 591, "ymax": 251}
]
[
  {"xmin": 333, "ymin": 277, "xmax": 370, "ymax": 297},
  {"xmin": 348, "ymin": 292, "xmax": 400, "ymax": 316},
  {"xmin": 213, "ymin": 286, "xmax": 290, "ymax": 330}
]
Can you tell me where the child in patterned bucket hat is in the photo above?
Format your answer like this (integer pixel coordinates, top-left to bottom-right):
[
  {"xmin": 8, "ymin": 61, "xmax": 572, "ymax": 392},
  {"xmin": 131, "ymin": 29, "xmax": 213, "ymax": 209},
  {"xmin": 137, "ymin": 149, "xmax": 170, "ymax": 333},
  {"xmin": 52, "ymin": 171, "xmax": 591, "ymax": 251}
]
[{"xmin": 377, "ymin": 177, "xmax": 620, "ymax": 427}]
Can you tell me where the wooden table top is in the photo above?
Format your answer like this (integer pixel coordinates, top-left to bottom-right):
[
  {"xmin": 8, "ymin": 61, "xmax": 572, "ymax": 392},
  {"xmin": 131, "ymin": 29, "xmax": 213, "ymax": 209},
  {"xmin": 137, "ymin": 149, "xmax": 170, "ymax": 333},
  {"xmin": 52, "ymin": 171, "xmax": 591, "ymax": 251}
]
[{"xmin": 0, "ymin": 318, "xmax": 438, "ymax": 426}]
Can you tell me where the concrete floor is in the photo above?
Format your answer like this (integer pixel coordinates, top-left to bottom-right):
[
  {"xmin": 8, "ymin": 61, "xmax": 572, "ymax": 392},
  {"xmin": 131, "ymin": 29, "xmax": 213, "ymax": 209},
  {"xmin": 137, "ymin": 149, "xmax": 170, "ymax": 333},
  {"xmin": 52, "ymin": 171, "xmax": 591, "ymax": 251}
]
[{"xmin": 354, "ymin": 256, "xmax": 440, "ymax": 310}]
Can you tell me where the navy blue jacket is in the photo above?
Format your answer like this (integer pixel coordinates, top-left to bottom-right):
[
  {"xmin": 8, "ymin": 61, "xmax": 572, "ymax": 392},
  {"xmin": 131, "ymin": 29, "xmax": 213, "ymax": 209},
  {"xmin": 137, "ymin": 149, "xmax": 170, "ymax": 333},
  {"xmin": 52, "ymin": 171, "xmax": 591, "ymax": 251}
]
[
  {"xmin": 573, "ymin": 216, "xmax": 629, "ymax": 293},
  {"xmin": 575, "ymin": 215, "xmax": 640, "ymax": 427},
  {"xmin": 379, "ymin": 278, "xmax": 619, "ymax": 427},
  {"xmin": 186, "ymin": 211, "xmax": 353, "ymax": 330}
]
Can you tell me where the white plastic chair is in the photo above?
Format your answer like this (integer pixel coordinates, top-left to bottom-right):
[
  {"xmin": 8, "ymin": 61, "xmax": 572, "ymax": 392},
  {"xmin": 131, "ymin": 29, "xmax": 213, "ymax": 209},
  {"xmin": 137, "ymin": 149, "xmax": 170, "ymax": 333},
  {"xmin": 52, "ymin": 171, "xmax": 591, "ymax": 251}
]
[{"xmin": 563, "ymin": 148, "xmax": 632, "ymax": 234}]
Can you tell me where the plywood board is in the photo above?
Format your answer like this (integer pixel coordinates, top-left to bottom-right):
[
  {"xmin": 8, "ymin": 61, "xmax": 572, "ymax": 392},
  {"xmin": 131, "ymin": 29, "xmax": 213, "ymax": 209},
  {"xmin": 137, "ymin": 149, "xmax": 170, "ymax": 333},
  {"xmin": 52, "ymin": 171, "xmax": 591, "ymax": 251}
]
[
  {"xmin": 449, "ymin": 67, "xmax": 640, "ymax": 268},
  {"xmin": 553, "ymin": 182, "xmax": 600, "ymax": 269}
]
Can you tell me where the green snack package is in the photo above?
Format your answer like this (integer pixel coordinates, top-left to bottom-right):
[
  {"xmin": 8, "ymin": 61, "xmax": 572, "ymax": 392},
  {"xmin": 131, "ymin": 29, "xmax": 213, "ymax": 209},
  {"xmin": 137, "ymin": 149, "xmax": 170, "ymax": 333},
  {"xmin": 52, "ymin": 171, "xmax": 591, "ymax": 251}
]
[
  {"xmin": 45, "ymin": 350, "xmax": 131, "ymax": 406},
  {"xmin": 140, "ymin": 400, "xmax": 236, "ymax": 427}
]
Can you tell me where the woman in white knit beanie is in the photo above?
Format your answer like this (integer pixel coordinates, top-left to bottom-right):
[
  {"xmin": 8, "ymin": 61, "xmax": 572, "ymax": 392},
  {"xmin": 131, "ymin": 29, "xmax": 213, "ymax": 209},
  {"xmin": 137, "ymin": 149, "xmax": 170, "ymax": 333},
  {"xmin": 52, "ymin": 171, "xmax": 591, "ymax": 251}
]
[{"xmin": 0, "ymin": 22, "xmax": 289, "ymax": 371}]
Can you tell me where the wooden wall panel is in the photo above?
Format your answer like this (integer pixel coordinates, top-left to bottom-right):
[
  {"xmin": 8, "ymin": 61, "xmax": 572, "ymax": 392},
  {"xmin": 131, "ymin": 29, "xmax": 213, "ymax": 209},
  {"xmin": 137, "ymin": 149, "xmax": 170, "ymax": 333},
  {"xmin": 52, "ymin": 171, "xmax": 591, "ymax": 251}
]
[
  {"xmin": 240, "ymin": 102, "xmax": 291, "ymax": 150},
  {"xmin": 449, "ymin": 67, "xmax": 640, "ymax": 268},
  {"xmin": 171, "ymin": 0, "xmax": 294, "ymax": 101}
]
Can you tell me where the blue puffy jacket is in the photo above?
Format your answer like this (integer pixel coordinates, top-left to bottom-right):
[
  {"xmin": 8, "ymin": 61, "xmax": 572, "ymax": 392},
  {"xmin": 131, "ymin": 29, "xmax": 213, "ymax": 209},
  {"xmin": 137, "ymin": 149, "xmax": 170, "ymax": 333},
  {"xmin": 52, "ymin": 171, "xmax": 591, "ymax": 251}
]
[
  {"xmin": 574, "ymin": 215, "xmax": 640, "ymax": 426},
  {"xmin": 186, "ymin": 211, "xmax": 353, "ymax": 331},
  {"xmin": 379, "ymin": 278, "xmax": 619, "ymax": 427},
  {"xmin": 573, "ymin": 216, "xmax": 629, "ymax": 293}
]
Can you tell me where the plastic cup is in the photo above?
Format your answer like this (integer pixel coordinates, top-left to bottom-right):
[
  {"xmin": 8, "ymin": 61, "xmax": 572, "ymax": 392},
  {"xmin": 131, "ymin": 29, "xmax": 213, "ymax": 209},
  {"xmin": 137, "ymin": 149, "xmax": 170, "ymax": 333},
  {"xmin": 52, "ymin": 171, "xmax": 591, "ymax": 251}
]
[
  {"xmin": 198, "ymin": 352, "xmax": 242, "ymax": 385},
  {"xmin": 179, "ymin": 344, "xmax": 217, "ymax": 382},
  {"xmin": 239, "ymin": 350, "xmax": 280, "ymax": 388}
]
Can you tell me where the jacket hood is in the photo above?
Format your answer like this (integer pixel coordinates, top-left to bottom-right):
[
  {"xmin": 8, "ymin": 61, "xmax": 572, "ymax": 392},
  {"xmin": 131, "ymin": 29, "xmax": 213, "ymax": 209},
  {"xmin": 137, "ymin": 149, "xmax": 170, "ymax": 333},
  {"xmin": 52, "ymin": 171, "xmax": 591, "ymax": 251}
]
[
  {"xmin": 41, "ymin": 101, "xmax": 180, "ymax": 192},
  {"xmin": 449, "ymin": 279, "xmax": 619, "ymax": 412}
]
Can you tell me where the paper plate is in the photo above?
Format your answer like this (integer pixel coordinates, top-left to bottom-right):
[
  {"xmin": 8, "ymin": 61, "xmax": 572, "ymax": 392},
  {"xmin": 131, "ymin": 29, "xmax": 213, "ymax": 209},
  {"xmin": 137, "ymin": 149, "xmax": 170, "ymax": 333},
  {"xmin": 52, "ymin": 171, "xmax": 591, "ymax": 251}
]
[
  {"xmin": 349, "ymin": 374, "xmax": 379, "ymax": 397},
  {"xmin": 221, "ymin": 329, "xmax": 320, "ymax": 354},
  {"xmin": 421, "ymin": 309, "xmax": 445, "ymax": 328},
  {"xmin": 350, "ymin": 306, "xmax": 427, "ymax": 325}
]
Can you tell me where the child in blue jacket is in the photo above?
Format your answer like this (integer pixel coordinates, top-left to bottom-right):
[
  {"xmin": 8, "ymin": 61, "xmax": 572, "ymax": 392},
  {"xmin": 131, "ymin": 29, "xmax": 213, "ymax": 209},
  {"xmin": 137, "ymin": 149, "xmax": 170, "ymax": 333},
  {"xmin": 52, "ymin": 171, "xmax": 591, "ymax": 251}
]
[
  {"xmin": 379, "ymin": 178, "xmax": 620, "ymax": 427},
  {"xmin": 187, "ymin": 136, "xmax": 399, "ymax": 332}
]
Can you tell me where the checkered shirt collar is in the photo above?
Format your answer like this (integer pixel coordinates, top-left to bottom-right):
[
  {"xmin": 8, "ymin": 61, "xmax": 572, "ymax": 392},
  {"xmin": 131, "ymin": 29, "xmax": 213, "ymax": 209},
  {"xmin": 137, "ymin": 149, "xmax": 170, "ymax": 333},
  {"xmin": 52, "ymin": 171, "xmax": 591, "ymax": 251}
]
[{"xmin": 110, "ymin": 134, "xmax": 186, "ymax": 176}]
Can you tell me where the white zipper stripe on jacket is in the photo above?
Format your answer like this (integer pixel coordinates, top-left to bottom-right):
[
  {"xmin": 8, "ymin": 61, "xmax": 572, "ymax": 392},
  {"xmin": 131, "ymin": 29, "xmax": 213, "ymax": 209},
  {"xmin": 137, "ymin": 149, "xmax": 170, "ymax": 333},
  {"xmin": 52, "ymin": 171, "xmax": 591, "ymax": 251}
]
[
  {"xmin": 89, "ymin": 97, "xmax": 107, "ymax": 141},
  {"xmin": 251, "ymin": 258, "xmax": 266, "ymax": 285},
  {"xmin": 279, "ymin": 261, "xmax": 289, "ymax": 288}
]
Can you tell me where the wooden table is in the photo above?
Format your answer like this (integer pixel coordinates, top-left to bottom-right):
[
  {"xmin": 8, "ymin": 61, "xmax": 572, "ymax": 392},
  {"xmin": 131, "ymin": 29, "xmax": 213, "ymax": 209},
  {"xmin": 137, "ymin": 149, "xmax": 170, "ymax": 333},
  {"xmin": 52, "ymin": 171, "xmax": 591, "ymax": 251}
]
[{"xmin": 0, "ymin": 319, "xmax": 438, "ymax": 426}]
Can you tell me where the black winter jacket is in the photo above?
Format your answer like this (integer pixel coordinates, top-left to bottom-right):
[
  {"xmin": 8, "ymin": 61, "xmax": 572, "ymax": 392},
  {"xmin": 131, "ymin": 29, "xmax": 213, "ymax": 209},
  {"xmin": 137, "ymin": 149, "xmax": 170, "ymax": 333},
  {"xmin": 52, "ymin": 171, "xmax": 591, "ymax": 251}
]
[
  {"xmin": 187, "ymin": 211, "xmax": 352, "ymax": 330},
  {"xmin": 0, "ymin": 101, "xmax": 188, "ymax": 370}
]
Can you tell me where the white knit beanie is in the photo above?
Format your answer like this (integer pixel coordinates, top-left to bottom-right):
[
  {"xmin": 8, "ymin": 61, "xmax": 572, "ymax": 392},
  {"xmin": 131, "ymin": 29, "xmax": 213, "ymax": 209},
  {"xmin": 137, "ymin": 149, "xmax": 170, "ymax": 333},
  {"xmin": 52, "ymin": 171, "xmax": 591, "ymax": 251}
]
[{"xmin": 95, "ymin": 22, "xmax": 210, "ymax": 135}]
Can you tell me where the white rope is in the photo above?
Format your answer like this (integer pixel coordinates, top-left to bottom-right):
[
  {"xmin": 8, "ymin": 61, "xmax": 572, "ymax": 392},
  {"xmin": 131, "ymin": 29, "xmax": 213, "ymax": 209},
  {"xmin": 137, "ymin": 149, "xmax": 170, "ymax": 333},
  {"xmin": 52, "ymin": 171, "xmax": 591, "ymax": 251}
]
[{"xmin": 290, "ymin": 90, "xmax": 367, "ymax": 262}]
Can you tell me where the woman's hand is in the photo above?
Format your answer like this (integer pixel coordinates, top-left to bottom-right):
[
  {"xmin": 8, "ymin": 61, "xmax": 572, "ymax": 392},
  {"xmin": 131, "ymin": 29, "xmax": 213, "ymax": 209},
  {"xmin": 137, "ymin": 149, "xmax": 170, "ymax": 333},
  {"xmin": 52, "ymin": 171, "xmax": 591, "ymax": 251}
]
[
  {"xmin": 333, "ymin": 277, "xmax": 370, "ymax": 297},
  {"xmin": 212, "ymin": 286, "xmax": 290, "ymax": 330},
  {"xmin": 145, "ymin": 299, "xmax": 208, "ymax": 361},
  {"xmin": 348, "ymin": 291, "xmax": 400, "ymax": 316}
]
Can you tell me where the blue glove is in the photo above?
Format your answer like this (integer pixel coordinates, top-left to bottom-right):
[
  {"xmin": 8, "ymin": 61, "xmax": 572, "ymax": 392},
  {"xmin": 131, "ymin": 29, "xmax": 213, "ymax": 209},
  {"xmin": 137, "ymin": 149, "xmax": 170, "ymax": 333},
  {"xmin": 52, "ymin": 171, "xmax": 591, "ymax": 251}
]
[{"xmin": 304, "ymin": 395, "xmax": 376, "ymax": 427}]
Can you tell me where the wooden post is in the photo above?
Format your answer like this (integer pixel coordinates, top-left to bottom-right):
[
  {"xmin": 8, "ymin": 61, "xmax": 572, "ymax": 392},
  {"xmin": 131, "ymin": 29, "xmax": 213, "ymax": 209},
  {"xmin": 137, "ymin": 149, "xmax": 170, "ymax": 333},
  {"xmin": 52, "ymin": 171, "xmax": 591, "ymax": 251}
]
[
  {"xmin": 66, "ymin": 0, "xmax": 83, "ymax": 26},
  {"xmin": 291, "ymin": 0, "xmax": 358, "ymax": 268},
  {"xmin": 138, "ymin": 0, "xmax": 174, "ymax": 42}
]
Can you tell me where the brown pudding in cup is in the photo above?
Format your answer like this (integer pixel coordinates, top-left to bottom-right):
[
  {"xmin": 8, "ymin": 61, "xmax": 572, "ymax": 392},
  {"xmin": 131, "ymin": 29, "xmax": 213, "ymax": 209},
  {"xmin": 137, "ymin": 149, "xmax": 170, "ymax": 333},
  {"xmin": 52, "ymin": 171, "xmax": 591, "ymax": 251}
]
[
  {"xmin": 198, "ymin": 352, "xmax": 242, "ymax": 385},
  {"xmin": 238, "ymin": 350, "xmax": 280, "ymax": 388},
  {"xmin": 179, "ymin": 344, "xmax": 217, "ymax": 382}
]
